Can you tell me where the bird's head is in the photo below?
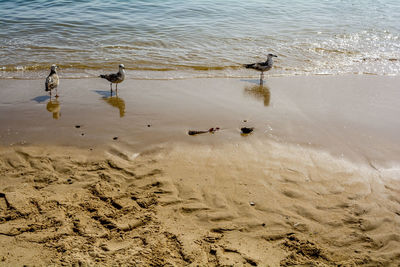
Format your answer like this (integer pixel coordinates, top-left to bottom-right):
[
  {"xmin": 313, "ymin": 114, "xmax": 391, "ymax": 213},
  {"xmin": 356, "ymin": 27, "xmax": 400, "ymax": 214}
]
[
  {"xmin": 50, "ymin": 64, "xmax": 58, "ymax": 72},
  {"xmin": 119, "ymin": 64, "xmax": 125, "ymax": 70},
  {"xmin": 268, "ymin": 54, "xmax": 278, "ymax": 58}
]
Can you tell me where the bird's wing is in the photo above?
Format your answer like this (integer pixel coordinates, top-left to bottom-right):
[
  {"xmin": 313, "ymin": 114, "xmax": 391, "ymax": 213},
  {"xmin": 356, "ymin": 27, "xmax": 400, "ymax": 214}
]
[
  {"xmin": 100, "ymin": 73, "xmax": 118, "ymax": 82},
  {"xmin": 45, "ymin": 75, "xmax": 53, "ymax": 90},
  {"xmin": 45, "ymin": 74, "xmax": 59, "ymax": 90},
  {"xmin": 258, "ymin": 61, "xmax": 269, "ymax": 67},
  {"xmin": 46, "ymin": 75, "xmax": 53, "ymax": 84}
]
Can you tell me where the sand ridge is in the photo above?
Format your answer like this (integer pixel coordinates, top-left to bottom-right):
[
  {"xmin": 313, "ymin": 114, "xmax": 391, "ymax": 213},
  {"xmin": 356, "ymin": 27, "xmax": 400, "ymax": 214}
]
[{"xmin": 1, "ymin": 139, "xmax": 399, "ymax": 266}]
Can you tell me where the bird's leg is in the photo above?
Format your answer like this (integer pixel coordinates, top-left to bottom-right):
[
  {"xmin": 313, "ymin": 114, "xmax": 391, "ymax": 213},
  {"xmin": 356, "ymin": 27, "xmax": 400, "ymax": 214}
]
[
  {"xmin": 116, "ymin": 83, "xmax": 118, "ymax": 94},
  {"xmin": 110, "ymin": 83, "xmax": 113, "ymax": 93},
  {"xmin": 259, "ymin": 77, "xmax": 263, "ymax": 86},
  {"xmin": 55, "ymin": 87, "xmax": 59, "ymax": 98}
]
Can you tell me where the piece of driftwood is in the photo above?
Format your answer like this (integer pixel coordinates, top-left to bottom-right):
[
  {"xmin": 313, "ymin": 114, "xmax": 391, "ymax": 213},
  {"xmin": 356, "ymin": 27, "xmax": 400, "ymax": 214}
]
[{"xmin": 188, "ymin": 127, "xmax": 220, "ymax": 136}]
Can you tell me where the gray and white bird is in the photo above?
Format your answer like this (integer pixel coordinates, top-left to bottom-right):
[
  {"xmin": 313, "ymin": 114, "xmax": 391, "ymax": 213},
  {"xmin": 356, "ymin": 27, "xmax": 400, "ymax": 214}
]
[
  {"xmin": 100, "ymin": 64, "xmax": 126, "ymax": 92},
  {"xmin": 45, "ymin": 64, "xmax": 59, "ymax": 96},
  {"xmin": 244, "ymin": 54, "xmax": 277, "ymax": 81}
]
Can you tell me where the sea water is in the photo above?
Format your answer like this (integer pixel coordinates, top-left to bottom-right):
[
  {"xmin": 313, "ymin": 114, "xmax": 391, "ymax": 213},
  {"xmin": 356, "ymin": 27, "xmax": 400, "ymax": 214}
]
[{"xmin": 0, "ymin": 0, "xmax": 399, "ymax": 79}]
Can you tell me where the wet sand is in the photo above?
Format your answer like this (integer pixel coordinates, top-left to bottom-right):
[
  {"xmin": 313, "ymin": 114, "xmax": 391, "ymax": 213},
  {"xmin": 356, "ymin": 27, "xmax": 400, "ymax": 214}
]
[{"xmin": 0, "ymin": 76, "xmax": 400, "ymax": 265}]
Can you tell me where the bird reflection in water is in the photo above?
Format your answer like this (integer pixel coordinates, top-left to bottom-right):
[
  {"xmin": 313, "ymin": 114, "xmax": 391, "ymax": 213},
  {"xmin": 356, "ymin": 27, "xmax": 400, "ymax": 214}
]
[
  {"xmin": 100, "ymin": 91, "xmax": 126, "ymax": 117},
  {"xmin": 244, "ymin": 82, "xmax": 271, "ymax": 106},
  {"xmin": 46, "ymin": 96, "xmax": 61, "ymax": 119}
]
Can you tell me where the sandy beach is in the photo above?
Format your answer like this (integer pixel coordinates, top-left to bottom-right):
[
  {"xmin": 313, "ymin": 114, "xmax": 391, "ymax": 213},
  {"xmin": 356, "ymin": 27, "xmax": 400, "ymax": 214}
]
[{"xmin": 1, "ymin": 76, "xmax": 400, "ymax": 266}]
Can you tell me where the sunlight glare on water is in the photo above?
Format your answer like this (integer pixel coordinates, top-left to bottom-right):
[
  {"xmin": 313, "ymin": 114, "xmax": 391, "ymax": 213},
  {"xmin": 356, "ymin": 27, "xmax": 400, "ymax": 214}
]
[{"xmin": 0, "ymin": 0, "xmax": 399, "ymax": 79}]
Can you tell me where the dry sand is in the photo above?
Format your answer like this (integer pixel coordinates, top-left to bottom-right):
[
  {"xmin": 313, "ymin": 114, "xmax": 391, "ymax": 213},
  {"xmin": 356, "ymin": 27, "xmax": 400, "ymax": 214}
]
[{"xmin": 0, "ymin": 76, "xmax": 400, "ymax": 266}]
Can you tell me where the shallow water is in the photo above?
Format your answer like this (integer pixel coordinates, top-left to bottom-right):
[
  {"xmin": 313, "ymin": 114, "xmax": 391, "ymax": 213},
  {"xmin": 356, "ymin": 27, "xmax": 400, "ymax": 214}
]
[{"xmin": 1, "ymin": 0, "xmax": 399, "ymax": 79}]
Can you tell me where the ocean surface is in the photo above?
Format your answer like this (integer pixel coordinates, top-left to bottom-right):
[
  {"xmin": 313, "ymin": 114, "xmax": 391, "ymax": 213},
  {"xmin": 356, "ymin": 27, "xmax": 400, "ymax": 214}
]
[{"xmin": 0, "ymin": 0, "xmax": 399, "ymax": 79}]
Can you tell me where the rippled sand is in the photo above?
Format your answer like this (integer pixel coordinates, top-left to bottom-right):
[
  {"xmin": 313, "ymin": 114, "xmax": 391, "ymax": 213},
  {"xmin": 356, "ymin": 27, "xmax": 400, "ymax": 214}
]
[{"xmin": 1, "ymin": 140, "xmax": 399, "ymax": 265}]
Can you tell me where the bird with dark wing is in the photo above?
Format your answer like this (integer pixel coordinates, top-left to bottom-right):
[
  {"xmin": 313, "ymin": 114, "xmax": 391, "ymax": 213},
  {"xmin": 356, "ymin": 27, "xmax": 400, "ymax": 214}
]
[{"xmin": 100, "ymin": 64, "xmax": 126, "ymax": 92}]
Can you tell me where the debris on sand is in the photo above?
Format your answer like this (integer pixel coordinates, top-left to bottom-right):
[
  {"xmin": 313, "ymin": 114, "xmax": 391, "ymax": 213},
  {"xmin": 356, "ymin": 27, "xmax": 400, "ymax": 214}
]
[
  {"xmin": 188, "ymin": 127, "xmax": 220, "ymax": 136},
  {"xmin": 241, "ymin": 127, "xmax": 254, "ymax": 134}
]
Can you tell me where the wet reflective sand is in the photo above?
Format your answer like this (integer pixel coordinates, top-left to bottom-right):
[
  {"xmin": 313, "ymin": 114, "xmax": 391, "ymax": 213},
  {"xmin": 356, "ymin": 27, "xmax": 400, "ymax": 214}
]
[{"xmin": 0, "ymin": 76, "xmax": 399, "ymax": 166}]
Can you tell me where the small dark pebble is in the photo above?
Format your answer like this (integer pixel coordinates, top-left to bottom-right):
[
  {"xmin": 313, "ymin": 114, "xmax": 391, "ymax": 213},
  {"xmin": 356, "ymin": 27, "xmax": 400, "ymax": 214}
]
[
  {"xmin": 241, "ymin": 127, "xmax": 254, "ymax": 134},
  {"xmin": 147, "ymin": 124, "xmax": 151, "ymax": 127},
  {"xmin": 210, "ymin": 249, "xmax": 217, "ymax": 255},
  {"xmin": 81, "ymin": 133, "xmax": 85, "ymax": 136},
  {"xmin": 243, "ymin": 120, "xmax": 247, "ymax": 122},
  {"xmin": 67, "ymin": 178, "xmax": 72, "ymax": 184},
  {"xmin": 262, "ymin": 223, "xmax": 266, "ymax": 227},
  {"xmin": 113, "ymin": 137, "xmax": 118, "ymax": 140},
  {"xmin": 75, "ymin": 125, "xmax": 81, "ymax": 128}
]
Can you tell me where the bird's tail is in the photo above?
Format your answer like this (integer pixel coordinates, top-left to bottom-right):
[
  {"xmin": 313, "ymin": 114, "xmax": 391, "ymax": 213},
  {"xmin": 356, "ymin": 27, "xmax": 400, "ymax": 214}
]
[
  {"xmin": 244, "ymin": 63, "xmax": 255, "ymax": 69},
  {"xmin": 99, "ymin": 74, "xmax": 107, "ymax": 79}
]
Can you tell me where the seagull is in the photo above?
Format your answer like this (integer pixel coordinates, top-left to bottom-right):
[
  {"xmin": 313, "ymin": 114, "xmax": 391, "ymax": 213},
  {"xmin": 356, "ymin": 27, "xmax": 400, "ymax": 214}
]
[
  {"xmin": 99, "ymin": 64, "xmax": 126, "ymax": 92},
  {"xmin": 244, "ymin": 54, "xmax": 277, "ymax": 82},
  {"xmin": 45, "ymin": 64, "xmax": 59, "ymax": 96}
]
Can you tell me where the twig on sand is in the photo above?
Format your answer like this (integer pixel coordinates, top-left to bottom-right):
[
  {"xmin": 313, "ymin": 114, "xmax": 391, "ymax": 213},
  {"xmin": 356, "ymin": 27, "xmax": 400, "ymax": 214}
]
[{"xmin": 188, "ymin": 127, "xmax": 220, "ymax": 136}]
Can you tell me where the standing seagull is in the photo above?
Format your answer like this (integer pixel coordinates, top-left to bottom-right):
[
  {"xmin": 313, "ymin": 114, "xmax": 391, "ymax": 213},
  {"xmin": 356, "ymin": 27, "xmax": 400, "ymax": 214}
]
[
  {"xmin": 244, "ymin": 54, "xmax": 277, "ymax": 82},
  {"xmin": 45, "ymin": 64, "xmax": 59, "ymax": 97},
  {"xmin": 100, "ymin": 64, "xmax": 126, "ymax": 93}
]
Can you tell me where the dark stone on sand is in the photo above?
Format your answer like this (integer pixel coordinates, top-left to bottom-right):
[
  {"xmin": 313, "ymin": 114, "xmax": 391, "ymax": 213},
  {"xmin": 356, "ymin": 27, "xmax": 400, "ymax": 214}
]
[
  {"xmin": 75, "ymin": 125, "xmax": 81, "ymax": 128},
  {"xmin": 81, "ymin": 133, "xmax": 85, "ymax": 136},
  {"xmin": 241, "ymin": 127, "xmax": 254, "ymax": 134},
  {"xmin": 147, "ymin": 124, "xmax": 151, "ymax": 127},
  {"xmin": 113, "ymin": 137, "xmax": 118, "ymax": 140}
]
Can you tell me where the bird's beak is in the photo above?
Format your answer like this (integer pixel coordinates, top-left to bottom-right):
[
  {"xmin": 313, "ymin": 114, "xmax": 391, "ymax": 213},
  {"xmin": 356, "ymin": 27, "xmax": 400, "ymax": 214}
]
[{"xmin": 273, "ymin": 55, "xmax": 278, "ymax": 57}]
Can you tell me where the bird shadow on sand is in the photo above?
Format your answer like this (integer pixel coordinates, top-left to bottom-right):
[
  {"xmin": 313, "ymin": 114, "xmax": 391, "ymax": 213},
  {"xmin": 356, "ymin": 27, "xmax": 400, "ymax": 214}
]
[
  {"xmin": 94, "ymin": 90, "xmax": 126, "ymax": 117},
  {"xmin": 32, "ymin": 95, "xmax": 51, "ymax": 103},
  {"xmin": 94, "ymin": 90, "xmax": 113, "ymax": 98}
]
